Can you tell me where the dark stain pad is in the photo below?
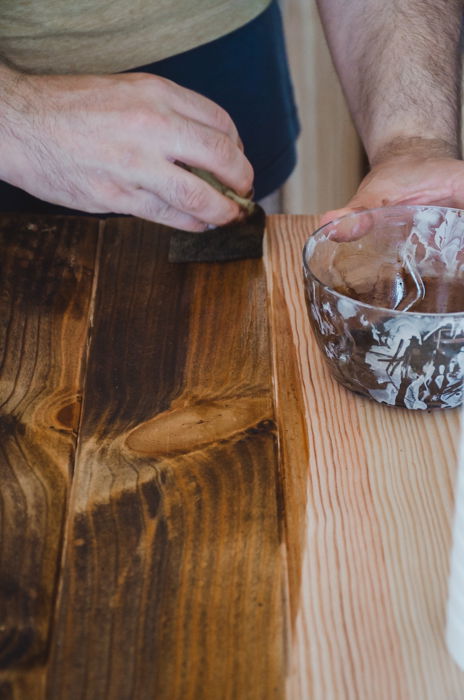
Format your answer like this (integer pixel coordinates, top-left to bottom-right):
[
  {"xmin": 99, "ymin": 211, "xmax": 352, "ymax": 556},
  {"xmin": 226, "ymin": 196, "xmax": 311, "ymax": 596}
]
[{"xmin": 168, "ymin": 204, "xmax": 266, "ymax": 263}]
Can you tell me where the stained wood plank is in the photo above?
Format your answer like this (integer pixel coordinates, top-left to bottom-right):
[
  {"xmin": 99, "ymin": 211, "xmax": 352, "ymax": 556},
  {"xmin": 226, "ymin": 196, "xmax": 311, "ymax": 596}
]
[
  {"xmin": 265, "ymin": 215, "xmax": 464, "ymax": 699},
  {"xmin": 46, "ymin": 219, "xmax": 285, "ymax": 699},
  {"xmin": 262, "ymin": 235, "xmax": 309, "ymax": 628},
  {"xmin": 0, "ymin": 216, "xmax": 99, "ymax": 698}
]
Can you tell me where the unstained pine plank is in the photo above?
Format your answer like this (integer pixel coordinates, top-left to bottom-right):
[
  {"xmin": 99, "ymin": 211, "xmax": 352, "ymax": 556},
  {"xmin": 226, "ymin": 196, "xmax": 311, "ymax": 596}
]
[
  {"xmin": 46, "ymin": 219, "xmax": 285, "ymax": 699},
  {"xmin": 0, "ymin": 217, "xmax": 99, "ymax": 699},
  {"xmin": 265, "ymin": 215, "xmax": 464, "ymax": 700}
]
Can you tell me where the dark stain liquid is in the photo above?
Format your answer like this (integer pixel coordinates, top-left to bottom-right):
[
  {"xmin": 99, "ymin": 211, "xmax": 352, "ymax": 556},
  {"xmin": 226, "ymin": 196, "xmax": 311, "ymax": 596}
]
[
  {"xmin": 410, "ymin": 276, "xmax": 464, "ymax": 313},
  {"xmin": 334, "ymin": 275, "xmax": 464, "ymax": 314}
]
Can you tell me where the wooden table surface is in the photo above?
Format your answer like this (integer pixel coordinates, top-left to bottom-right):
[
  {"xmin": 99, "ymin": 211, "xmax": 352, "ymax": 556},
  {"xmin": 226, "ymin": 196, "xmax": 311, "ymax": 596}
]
[{"xmin": 1, "ymin": 214, "xmax": 463, "ymax": 700}]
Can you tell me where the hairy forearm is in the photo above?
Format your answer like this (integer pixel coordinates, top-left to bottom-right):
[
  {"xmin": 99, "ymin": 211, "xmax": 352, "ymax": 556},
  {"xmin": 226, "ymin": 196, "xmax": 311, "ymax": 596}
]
[
  {"xmin": 0, "ymin": 62, "xmax": 29, "ymax": 122},
  {"xmin": 316, "ymin": 0, "xmax": 463, "ymax": 163},
  {"xmin": 0, "ymin": 63, "xmax": 35, "ymax": 185}
]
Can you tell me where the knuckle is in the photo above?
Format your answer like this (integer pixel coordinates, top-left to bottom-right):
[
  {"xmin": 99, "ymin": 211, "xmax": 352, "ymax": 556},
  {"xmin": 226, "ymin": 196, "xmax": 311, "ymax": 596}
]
[
  {"xmin": 172, "ymin": 178, "xmax": 209, "ymax": 214},
  {"xmin": 130, "ymin": 196, "xmax": 170, "ymax": 224},
  {"xmin": 211, "ymin": 133, "xmax": 233, "ymax": 164},
  {"xmin": 212, "ymin": 104, "xmax": 233, "ymax": 133},
  {"xmin": 216, "ymin": 204, "xmax": 239, "ymax": 226},
  {"xmin": 148, "ymin": 200, "xmax": 174, "ymax": 223}
]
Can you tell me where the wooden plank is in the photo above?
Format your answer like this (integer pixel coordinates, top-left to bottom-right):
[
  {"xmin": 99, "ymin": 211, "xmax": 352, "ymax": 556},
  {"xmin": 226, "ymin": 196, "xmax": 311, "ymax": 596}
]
[
  {"xmin": 46, "ymin": 219, "xmax": 285, "ymax": 699},
  {"xmin": 281, "ymin": 0, "xmax": 363, "ymax": 214},
  {"xmin": 0, "ymin": 216, "xmax": 99, "ymax": 697},
  {"xmin": 262, "ymin": 232, "xmax": 309, "ymax": 627},
  {"xmin": 265, "ymin": 215, "xmax": 464, "ymax": 699}
]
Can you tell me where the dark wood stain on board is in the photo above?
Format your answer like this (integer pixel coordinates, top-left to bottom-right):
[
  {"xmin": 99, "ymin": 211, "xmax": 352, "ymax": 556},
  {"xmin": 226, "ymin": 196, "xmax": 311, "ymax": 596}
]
[
  {"xmin": 0, "ymin": 217, "xmax": 99, "ymax": 695},
  {"xmin": 40, "ymin": 218, "xmax": 285, "ymax": 699}
]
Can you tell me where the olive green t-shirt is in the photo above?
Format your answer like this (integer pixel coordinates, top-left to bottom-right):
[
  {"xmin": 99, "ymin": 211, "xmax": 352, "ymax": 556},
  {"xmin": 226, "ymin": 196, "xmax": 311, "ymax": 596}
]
[{"xmin": 0, "ymin": 0, "xmax": 271, "ymax": 74}]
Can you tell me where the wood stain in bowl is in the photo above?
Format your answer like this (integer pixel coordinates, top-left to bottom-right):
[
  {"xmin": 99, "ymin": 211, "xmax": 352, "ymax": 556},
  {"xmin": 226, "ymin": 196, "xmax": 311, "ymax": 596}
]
[{"xmin": 333, "ymin": 275, "xmax": 464, "ymax": 314}]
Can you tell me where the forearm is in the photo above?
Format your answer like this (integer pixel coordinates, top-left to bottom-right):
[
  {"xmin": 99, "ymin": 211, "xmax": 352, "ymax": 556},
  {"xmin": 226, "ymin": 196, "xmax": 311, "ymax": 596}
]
[
  {"xmin": 316, "ymin": 0, "xmax": 463, "ymax": 163},
  {"xmin": 0, "ymin": 63, "xmax": 36, "ymax": 185}
]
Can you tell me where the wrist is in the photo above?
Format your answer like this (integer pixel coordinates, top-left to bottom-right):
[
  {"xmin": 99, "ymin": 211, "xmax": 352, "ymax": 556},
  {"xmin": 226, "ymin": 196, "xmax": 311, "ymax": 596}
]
[{"xmin": 369, "ymin": 136, "xmax": 461, "ymax": 168}]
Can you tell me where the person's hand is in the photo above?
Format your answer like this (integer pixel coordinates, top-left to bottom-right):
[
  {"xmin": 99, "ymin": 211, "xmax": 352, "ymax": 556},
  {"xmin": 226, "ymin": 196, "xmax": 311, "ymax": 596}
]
[
  {"xmin": 0, "ymin": 67, "xmax": 253, "ymax": 231},
  {"xmin": 320, "ymin": 151, "xmax": 464, "ymax": 230}
]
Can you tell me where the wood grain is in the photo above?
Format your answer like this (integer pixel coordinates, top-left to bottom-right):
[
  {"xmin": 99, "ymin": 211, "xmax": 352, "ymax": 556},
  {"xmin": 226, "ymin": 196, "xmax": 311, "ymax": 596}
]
[
  {"xmin": 4, "ymin": 212, "xmax": 463, "ymax": 699},
  {"xmin": 46, "ymin": 219, "xmax": 285, "ymax": 699},
  {"xmin": 0, "ymin": 217, "xmax": 99, "ymax": 697},
  {"xmin": 265, "ymin": 215, "xmax": 464, "ymax": 700},
  {"xmin": 281, "ymin": 0, "xmax": 363, "ymax": 214}
]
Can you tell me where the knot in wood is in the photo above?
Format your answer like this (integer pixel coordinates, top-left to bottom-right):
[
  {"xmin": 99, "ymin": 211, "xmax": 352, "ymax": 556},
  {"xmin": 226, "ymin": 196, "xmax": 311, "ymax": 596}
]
[{"xmin": 125, "ymin": 396, "xmax": 273, "ymax": 457}]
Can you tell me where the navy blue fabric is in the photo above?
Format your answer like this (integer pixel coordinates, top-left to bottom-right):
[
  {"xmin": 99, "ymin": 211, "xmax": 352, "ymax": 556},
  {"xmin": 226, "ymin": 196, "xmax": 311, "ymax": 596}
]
[{"xmin": 0, "ymin": 0, "xmax": 299, "ymax": 213}]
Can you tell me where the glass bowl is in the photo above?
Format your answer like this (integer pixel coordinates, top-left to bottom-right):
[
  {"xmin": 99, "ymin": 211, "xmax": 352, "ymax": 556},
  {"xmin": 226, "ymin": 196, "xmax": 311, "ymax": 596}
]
[{"xmin": 302, "ymin": 205, "xmax": 464, "ymax": 410}]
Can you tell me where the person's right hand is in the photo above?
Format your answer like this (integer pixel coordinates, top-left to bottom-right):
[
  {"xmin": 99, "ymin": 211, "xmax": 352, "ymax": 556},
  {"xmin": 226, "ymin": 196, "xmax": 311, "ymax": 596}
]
[
  {"xmin": 0, "ymin": 67, "xmax": 253, "ymax": 231},
  {"xmin": 319, "ymin": 151, "xmax": 464, "ymax": 230}
]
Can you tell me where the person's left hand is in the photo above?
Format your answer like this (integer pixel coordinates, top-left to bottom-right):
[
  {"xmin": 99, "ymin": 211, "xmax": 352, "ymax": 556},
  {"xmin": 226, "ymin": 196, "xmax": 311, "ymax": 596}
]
[{"xmin": 319, "ymin": 154, "xmax": 464, "ymax": 229}]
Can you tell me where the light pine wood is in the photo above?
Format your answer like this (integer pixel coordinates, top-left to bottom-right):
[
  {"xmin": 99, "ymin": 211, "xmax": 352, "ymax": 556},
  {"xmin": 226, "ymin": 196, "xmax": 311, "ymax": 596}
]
[
  {"xmin": 45, "ymin": 219, "xmax": 285, "ymax": 700},
  {"xmin": 0, "ymin": 217, "xmax": 99, "ymax": 698},
  {"xmin": 265, "ymin": 215, "xmax": 464, "ymax": 700},
  {"xmin": 281, "ymin": 0, "xmax": 363, "ymax": 214}
]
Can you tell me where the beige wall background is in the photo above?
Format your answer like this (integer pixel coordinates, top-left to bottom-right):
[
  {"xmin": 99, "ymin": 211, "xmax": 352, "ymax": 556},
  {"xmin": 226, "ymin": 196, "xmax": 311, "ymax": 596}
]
[{"xmin": 281, "ymin": 0, "xmax": 364, "ymax": 215}]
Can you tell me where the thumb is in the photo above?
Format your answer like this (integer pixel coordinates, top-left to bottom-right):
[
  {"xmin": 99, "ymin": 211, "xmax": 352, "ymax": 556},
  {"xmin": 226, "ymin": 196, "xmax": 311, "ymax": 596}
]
[
  {"xmin": 320, "ymin": 178, "xmax": 387, "ymax": 231},
  {"xmin": 319, "ymin": 204, "xmax": 365, "ymax": 228},
  {"xmin": 318, "ymin": 192, "xmax": 389, "ymax": 241},
  {"xmin": 318, "ymin": 186, "xmax": 388, "ymax": 227}
]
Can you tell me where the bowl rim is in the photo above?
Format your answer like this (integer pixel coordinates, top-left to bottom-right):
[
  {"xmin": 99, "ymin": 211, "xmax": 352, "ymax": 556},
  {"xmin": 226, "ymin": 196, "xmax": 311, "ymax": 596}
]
[{"xmin": 302, "ymin": 204, "xmax": 464, "ymax": 319}]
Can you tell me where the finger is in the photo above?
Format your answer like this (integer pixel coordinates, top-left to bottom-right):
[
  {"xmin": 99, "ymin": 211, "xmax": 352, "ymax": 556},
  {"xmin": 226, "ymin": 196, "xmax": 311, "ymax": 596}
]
[
  {"xmin": 150, "ymin": 76, "xmax": 242, "ymax": 147},
  {"xmin": 318, "ymin": 207, "xmax": 377, "ymax": 242},
  {"xmin": 319, "ymin": 206, "xmax": 366, "ymax": 228},
  {"xmin": 319, "ymin": 187, "xmax": 388, "ymax": 240},
  {"xmin": 319, "ymin": 191, "xmax": 380, "ymax": 229},
  {"xmin": 166, "ymin": 115, "xmax": 254, "ymax": 196},
  {"xmin": 116, "ymin": 189, "xmax": 208, "ymax": 231},
  {"xmin": 133, "ymin": 161, "xmax": 241, "ymax": 226}
]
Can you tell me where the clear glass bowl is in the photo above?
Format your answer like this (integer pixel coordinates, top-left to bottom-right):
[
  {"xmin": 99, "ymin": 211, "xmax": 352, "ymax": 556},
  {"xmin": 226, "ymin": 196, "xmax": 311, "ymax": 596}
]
[{"xmin": 302, "ymin": 205, "xmax": 464, "ymax": 410}]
